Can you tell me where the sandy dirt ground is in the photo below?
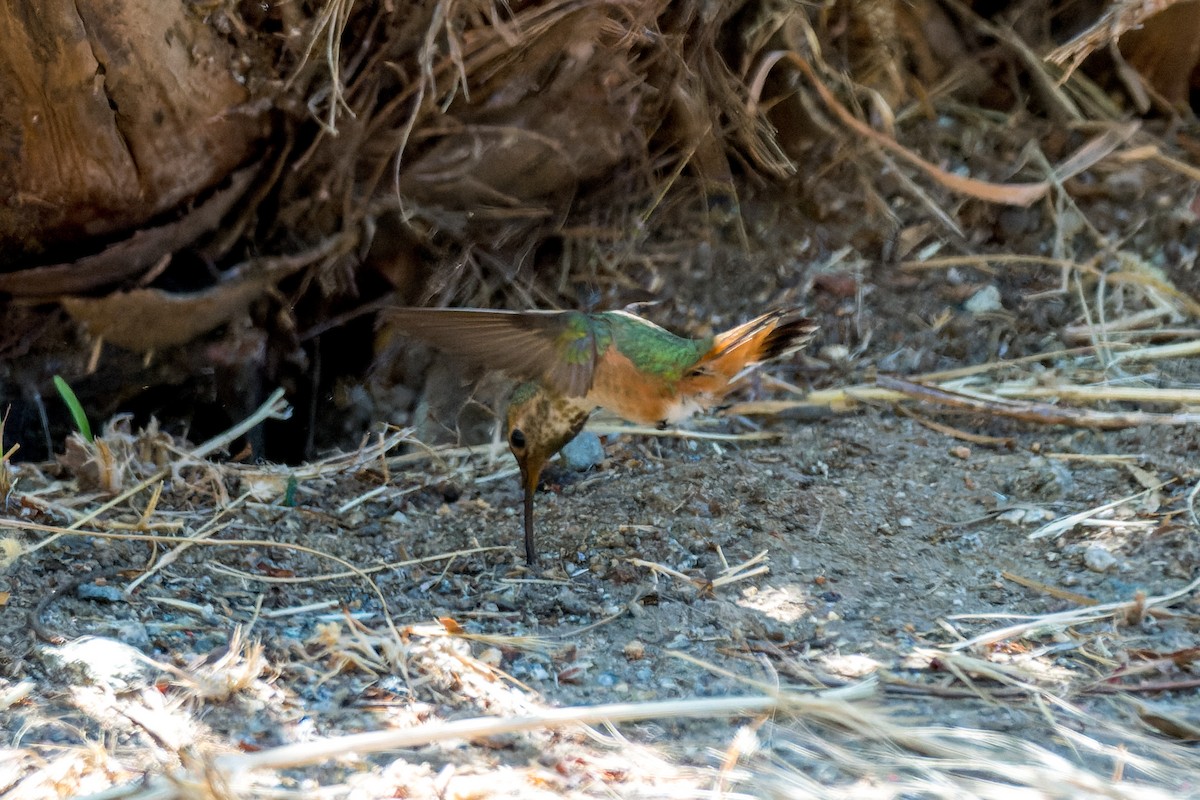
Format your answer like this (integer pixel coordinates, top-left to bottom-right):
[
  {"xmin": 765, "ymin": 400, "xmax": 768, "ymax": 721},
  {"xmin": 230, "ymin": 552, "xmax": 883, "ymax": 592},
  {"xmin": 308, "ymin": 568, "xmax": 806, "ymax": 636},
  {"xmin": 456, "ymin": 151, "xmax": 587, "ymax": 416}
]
[{"xmin": 3, "ymin": 169, "xmax": 1200, "ymax": 798}]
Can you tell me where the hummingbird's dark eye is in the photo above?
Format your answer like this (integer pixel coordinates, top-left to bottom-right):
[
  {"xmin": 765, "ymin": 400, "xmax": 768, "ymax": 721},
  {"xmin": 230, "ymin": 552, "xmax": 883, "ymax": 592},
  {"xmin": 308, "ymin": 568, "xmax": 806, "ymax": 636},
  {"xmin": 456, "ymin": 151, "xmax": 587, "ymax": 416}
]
[{"xmin": 509, "ymin": 429, "xmax": 526, "ymax": 449}]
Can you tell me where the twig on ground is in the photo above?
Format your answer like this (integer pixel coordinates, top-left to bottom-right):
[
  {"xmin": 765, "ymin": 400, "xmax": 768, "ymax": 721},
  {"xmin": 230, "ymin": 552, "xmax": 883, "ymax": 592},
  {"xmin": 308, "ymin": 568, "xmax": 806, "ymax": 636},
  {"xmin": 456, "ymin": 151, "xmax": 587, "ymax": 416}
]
[
  {"xmin": 877, "ymin": 375, "xmax": 1200, "ymax": 429},
  {"xmin": 949, "ymin": 574, "xmax": 1200, "ymax": 651},
  {"xmin": 1000, "ymin": 570, "xmax": 1098, "ymax": 606},
  {"xmin": 1029, "ymin": 482, "xmax": 1169, "ymax": 539}
]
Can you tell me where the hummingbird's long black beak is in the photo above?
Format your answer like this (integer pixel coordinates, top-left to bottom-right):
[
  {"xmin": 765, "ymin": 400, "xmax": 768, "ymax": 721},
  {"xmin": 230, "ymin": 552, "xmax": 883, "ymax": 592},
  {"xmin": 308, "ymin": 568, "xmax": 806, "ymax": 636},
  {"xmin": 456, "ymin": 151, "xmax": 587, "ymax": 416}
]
[
  {"xmin": 522, "ymin": 479, "xmax": 536, "ymax": 564},
  {"xmin": 518, "ymin": 458, "xmax": 545, "ymax": 565}
]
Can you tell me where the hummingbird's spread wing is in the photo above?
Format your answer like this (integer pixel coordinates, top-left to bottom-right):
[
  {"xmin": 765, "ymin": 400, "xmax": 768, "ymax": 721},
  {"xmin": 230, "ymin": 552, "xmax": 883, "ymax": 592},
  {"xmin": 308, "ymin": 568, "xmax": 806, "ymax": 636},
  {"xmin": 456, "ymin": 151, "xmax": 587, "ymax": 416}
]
[{"xmin": 381, "ymin": 308, "xmax": 599, "ymax": 396}]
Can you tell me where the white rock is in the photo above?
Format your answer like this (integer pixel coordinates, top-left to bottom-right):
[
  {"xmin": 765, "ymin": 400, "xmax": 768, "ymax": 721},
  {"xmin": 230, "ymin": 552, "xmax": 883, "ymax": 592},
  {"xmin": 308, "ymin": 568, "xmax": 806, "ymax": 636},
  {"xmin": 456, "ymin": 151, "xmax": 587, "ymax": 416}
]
[
  {"xmin": 42, "ymin": 636, "xmax": 159, "ymax": 690},
  {"xmin": 965, "ymin": 285, "xmax": 1003, "ymax": 313}
]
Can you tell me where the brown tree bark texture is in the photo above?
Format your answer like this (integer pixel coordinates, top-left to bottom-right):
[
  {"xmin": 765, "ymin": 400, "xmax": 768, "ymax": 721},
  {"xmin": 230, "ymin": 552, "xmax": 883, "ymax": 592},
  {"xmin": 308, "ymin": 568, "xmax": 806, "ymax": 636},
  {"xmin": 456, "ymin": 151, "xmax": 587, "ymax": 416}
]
[{"xmin": 0, "ymin": 0, "xmax": 263, "ymax": 263}]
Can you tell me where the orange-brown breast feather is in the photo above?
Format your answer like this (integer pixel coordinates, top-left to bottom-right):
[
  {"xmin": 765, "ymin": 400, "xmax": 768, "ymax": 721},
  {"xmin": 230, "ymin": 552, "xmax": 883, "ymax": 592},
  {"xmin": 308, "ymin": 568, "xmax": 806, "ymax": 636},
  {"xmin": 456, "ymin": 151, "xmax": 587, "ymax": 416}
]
[{"xmin": 586, "ymin": 347, "xmax": 679, "ymax": 424}]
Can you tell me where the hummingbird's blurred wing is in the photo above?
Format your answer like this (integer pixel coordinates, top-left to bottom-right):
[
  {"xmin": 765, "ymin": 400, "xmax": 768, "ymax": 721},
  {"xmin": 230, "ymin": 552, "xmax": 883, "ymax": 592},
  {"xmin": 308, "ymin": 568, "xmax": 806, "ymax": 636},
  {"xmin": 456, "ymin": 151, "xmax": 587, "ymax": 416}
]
[{"xmin": 381, "ymin": 308, "xmax": 599, "ymax": 397}]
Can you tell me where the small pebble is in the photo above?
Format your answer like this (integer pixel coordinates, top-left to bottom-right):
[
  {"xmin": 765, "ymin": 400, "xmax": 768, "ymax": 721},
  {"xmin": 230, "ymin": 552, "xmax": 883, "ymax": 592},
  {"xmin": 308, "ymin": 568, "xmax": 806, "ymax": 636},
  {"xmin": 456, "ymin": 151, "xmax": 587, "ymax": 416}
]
[
  {"xmin": 560, "ymin": 432, "xmax": 605, "ymax": 471},
  {"xmin": 812, "ymin": 272, "xmax": 859, "ymax": 298},
  {"xmin": 997, "ymin": 207, "xmax": 1039, "ymax": 237},
  {"xmin": 898, "ymin": 516, "xmax": 914, "ymax": 528},
  {"xmin": 820, "ymin": 344, "xmax": 850, "ymax": 363},
  {"xmin": 75, "ymin": 582, "xmax": 123, "ymax": 603},
  {"xmin": 964, "ymin": 285, "xmax": 1003, "ymax": 313},
  {"xmin": 1084, "ymin": 544, "xmax": 1118, "ymax": 573},
  {"xmin": 115, "ymin": 621, "xmax": 151, "ymax": 650},
  {"xmin": 665, "ymin": 633, "xmax": 690, "ymax": 649}
]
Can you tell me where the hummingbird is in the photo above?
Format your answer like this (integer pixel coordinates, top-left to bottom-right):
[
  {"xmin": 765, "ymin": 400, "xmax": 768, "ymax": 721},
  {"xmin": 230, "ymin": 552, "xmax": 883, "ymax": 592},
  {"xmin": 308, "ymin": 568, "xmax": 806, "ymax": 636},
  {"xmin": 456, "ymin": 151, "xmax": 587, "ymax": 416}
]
[{"xmin": 384, "ymin": 306, "xmax": 818, "ymax": 563}]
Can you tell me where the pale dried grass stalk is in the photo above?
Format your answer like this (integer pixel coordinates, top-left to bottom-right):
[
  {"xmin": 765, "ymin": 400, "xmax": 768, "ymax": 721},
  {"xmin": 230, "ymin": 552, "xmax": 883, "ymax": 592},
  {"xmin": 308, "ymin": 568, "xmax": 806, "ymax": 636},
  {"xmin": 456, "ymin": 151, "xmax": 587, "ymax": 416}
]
[{"xmin": 950, "ymin": 574, "xmax": 1200, "ymax": 651}]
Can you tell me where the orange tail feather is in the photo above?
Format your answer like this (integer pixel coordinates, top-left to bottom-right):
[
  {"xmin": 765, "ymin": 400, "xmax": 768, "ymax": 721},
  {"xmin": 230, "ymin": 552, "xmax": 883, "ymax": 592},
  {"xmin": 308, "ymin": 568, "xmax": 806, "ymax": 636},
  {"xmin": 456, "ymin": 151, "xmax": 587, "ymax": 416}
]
[{"xmin": 696, "ymin": 309, "xmax": 818, "ymax": 381}]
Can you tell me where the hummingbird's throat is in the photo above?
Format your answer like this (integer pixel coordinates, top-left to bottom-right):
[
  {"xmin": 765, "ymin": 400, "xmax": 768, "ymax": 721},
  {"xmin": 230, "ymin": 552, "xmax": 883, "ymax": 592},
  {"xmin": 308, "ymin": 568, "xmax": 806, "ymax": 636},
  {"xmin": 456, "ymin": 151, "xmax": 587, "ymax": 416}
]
[
  {"xmin": 510, "ymin": 389, "xmax": 591, "ymax": 564},
  {"xmin": 509, "ymin": 388, "xmax": 591, "ymax": 460}
]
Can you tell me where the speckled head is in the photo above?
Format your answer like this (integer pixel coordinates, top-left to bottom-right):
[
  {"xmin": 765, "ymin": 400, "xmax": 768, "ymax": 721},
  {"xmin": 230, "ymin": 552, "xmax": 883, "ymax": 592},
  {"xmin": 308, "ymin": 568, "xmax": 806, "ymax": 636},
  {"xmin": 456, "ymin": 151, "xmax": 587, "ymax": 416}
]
[{"xmin": 505, "ymin": 382, "xmax": 591, "ymax": 563}]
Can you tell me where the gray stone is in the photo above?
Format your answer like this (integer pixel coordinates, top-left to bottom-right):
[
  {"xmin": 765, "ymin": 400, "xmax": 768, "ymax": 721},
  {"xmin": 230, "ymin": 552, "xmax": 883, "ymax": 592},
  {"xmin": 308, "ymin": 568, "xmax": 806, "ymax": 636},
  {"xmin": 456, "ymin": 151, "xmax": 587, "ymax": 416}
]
[
  {"xmin": 560, "ymin": 432, "xmax": 605, "ymax": 471},
  {"xmin": 1083, "ymin": 544, "xmax": 1118, "ymax": 573}
]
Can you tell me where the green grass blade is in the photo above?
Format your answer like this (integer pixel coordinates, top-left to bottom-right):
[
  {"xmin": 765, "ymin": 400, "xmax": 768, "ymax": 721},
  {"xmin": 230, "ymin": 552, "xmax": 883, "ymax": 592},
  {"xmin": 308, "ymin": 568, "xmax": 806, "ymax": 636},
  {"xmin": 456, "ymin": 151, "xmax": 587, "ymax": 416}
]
[{"xmin": 52, "ymin": 375, "xmax": 93, "ymax": 443}]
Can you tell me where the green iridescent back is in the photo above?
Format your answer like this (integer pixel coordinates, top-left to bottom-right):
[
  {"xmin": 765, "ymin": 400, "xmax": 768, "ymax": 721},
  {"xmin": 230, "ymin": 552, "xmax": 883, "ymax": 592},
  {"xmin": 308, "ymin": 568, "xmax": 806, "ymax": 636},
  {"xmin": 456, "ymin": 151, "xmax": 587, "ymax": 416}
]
[
  {"xmin": 554, "ymin": 312, "xmax": 608, "ymax": 368},
  {"xmin": 598, "ymin": 312, "xmax": 711, "ymax": 380}
]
